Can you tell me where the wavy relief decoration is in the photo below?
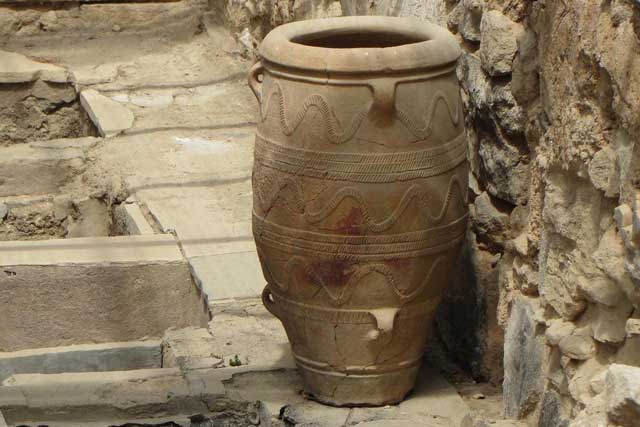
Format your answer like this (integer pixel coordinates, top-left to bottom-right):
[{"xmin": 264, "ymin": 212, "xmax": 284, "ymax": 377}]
[
  {"xmin": 255, "ymin": 171, "xmax": 468, "ymax": 230},
  {"xmin": 396, "ymin": 91, "xmax": 461, "ymax": 140},
  {"xmin": 277, "ymin": 255, "xmax": 447, "ymax": 306},
  {"xmin": 260, "ymin": 83, "xmax": 461, "ymax": 142},
  {"xmin": 260, "ymin": 83, "xmax": 368, "ymax": 144}
]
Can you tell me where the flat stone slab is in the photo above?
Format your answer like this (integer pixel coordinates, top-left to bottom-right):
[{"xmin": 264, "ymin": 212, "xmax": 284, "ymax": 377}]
[
  {"xmin": 231, "ymin": 364, "xmax": 469, "ymax": 427},
  {"xmin": 114, "ymin": 201, "xmax": 155, "ymax": 235},
  {"xmin": 80, "ymin": 89, "xmax": 134, "ymax": 137},
  {"xmin": 162, "ymin": 327, "xmax": 223, "ymax": 370},
  {"xmin": 207, "ymin": 299, "xmax": 295, "ymax": 370},
  {"xmin": 0, "ymin": 50, "xmax": 68, "ymax": 83},
  {"xmin": 0, "ymin": 234, "xmax": 182, "ymax": 266},
  {"xmin": 0, "ymin": 143, "xmax": 85, "ymax": 197},
  {"xmin": 0, "ymin": 235, "xmax": 208, "ymax": 351},
  {"xmin": 109, "ymin": 131, "xmax": 265, "ymax": 302},
  {"xmin": 35, "ymin": 417, "xmax": 192, "ymax": 427},
  {"xmin": 115, "ymin": 81, "xmax": 257, "ymax": 134},
  {"xmin": 0, "ymin": 340, "xmax": 161, "ymax": 383},
  {"xmin": 190, "ymin": 252, "xmax": 265, "ymax": 301}
]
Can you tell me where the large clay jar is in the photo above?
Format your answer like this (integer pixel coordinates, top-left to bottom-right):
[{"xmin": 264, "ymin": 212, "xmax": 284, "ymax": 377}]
[{"xmin": 250, "ymin": 16, "xmax": 467, "ymax": 406}]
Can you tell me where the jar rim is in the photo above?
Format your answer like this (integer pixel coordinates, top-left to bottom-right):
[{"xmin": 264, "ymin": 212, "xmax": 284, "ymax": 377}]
[{"xmin": 259, "ymin": 16, "xmax": 461, "ymax": 74}]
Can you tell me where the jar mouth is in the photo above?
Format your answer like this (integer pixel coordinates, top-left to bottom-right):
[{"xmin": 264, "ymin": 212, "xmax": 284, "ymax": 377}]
[
  {"xmin": 290, "ymin": 29, "xmax": 429, "ymax": 49},
  {"xmin": 260, "ymin": 16, "xmax": 460, "ymax": 74}
]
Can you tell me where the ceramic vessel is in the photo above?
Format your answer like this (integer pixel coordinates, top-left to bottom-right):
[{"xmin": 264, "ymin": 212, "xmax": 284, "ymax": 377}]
[{"xmin": 249, "ymin": 16, "xmax": 467, "ymax": 406}]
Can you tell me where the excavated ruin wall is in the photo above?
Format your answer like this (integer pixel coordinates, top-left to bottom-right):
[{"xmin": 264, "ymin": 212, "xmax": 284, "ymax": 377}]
[
  {"xmin": 232, "ymin": 0, "xmax": 640, "ymax": 424},
  {"xmin": 401, "ymin": 1, "xmax": 640, "ymax": 425}
]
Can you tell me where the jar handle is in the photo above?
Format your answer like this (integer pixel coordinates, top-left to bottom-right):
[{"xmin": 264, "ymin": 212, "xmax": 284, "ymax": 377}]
[
  {"xmin": 368, "ymin": 79, "xmax": 397, "ymax": 124},
  {"xmin": 261, "ymin": 285, "xmax": 281, "ymax": 320},
  {"xmin": 248, "ymin": 62, "xmax": 264, "ymax": 103}
]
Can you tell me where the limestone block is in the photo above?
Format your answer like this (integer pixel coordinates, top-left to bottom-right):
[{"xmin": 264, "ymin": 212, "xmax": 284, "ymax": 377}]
[
  {"xmin": 0, "ymin": 50, "xmax": 68, "ymax": 83},
  {"xmin": 0, "ymin": 367, "xmax": 226, "ymax": 423},
  {"xmin": 568, "ymin": 357, "xmax": 606, "ymax": 404},
  {"xmin": 0, "ymin": 144, "xmax": 85, "ymax": 197},
  {"xmin": 479, "ymin": 11, "xmax": 523, "ymax": 76},
  {"xmin": 207, "ymin": 299, "xmax": 294, "ymax": 370},
  {"xmin": 65, "ymin": 197, "xmax": 111, "ymax": 238},
  {"xmin": 543, "ymin": 172, "xmax": 603, "ymax": 251},
  {"xmin": 593, "ymin": 226, "xmax": 640, "ymax": 305},
  {"xmin": 503, "ymin": 296, "xmax": 544, "ymax": 418},
  {"xmin": 459, "ymin": 0, "xmax": 484, "ymax": 43},
  {"xmin": 114, "ymin": 202, "xmax": 155, "ymax": 235},
  {"xmin": 280, "ymin": 401, "xmax": 351, "ymax": 426},
  {"xmin": 460, "ymin": 52, "xmax": 489, "ymax": 112},
  {"xmin": 626, "ymin": 319, "xmax": 640, "ymax": 337},
  {"xmin": 569, "ymin": 394, "xmax": 608, "ymax": 427},
  {"xmin": 471, "ymin": 191, "xmax": 509, "ymax": 245},
  {"xmin": 511, "ymin": 29, "xmax": 539, "ymax": 105},
  {"xmin": 616, "ymin": 336, "xmax": 640, "ymax": 367},
  {"xmin": 511, "ymin": 234, "xmax": 528, "ymax": 257},
  {"xmin": 0, "ymin": 235, "xmax": 208, "ymax": 351},
  {"xmin": 0, "ymin": 341, "xmax": 161, "ymax": 383},
  {"xmin": 615, "ymin": 320, "xmax": 640, "ymax": 367},
  {"xmin": 539, "ymin": 235, "xmax": 587, "ymax": 320},
  {"xmin": 512, "ymin": 257, "xmax": 538, "ymax": 295},
  {"xmin": 577, "ymin": 274, "xmax": 627, "ymax": 307},
  {"xmin": 162, "ymin": 327, "xmax": 222, "ymax": 371},
  {"xmin": 477, "ymin": 135, "xmax": 530, "ymax": 205},
  {"xmin": 589, "ymin": 146, "xmax": 620, "ymax": 197},
  {"xmin": 558, "ymin": 334, "xmax": 595, "ymax": 360},
  {"xmin": 70, "ymin": 63, "xmax": 119, "ymax": 87},
  {"xmin": 487, "ymin": 82, "xmax": 525, "ymax": 137},
  {"xmin": 589, "ymin": 302, "xmax": 634, "ymax": 344},
  {"xmin": 591, "ymin": 369, "xmax": 607, "ymax": 395},
  {"xmin": 80, "ymin": 89, "xmax": 134, "ymax": 137},
  {"xmin": 545, "ymin": 319, "xmax": 576, "ymax": 346},
  {"xmin": 538, "ymin": 391, "xmax": 570, "ymax": 427},
  {"xmin": 605, "ymin": 364, "xmax": 640, "ymax": 427},
  {"xmin": 189, "ymin": 251, "xmax": 265, "ymax": 301},
  {"xmin": 615, "ymin": 204, "xmax": 633, "ymax": 229}
]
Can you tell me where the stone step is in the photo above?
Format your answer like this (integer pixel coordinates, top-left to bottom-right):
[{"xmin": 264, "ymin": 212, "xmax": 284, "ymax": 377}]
[
  {"xmin": 4, "ymin": 20, "xmax": 247, "ymax": 92},
  {"xmin": 0, "ymin": 235, "xmax": 209, "ymax": 351},
  {"xmin": 19, "ymin": 415, "xmax": 192, "ymax": 427},
  {"xmin": 0, "ymin": 142, "xmax": 88, "ymax": 198},
  {"xmin": 0, "ymin": 340, "xmax": 162, "ymax": 383},
  {"xmin": 0, "ymin": 367, "xmax": 227, "ymax": 423},
  {"xmin": 81, "ymin": 79, "xmax": 257, "ymax": 137},
  {"xmin": 78, "ymin": 82, "xmax": 256, "ymax": 137},
  {"xmin": 94, "ymin": 128, "xmax": 265, "ymax": 303}
]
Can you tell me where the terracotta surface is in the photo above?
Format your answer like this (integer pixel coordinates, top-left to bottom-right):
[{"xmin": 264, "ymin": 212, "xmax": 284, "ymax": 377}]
[{"xmin": 250, "ymin": 16, "xmax": 467, "ymax": 406}]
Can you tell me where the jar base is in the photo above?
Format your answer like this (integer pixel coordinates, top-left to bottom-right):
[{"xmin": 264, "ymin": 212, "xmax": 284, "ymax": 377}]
[{"xmin": 298, "ymin": 362, "xmax": 421, "ymax": 407}]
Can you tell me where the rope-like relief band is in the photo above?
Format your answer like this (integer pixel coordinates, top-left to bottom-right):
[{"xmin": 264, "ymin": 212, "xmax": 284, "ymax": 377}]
[
  {"xmin": 253, "ymin": 213, "xmax": 468, "ymax": 254},
  {"xmin": 256, "ymin": 230, "xmax": 464, "ymax": 260},
  {"xmin": 254, "ymin": 133, "xmax": 467, "ymax": 183}
]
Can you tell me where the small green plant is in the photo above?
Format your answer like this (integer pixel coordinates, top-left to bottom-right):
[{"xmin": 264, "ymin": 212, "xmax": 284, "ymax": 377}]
[{"xmin": 229, "ymin": 355, "xmax": 242, "ymax": 367}]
